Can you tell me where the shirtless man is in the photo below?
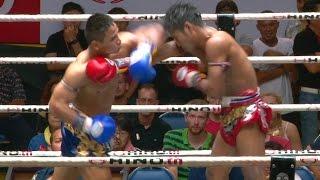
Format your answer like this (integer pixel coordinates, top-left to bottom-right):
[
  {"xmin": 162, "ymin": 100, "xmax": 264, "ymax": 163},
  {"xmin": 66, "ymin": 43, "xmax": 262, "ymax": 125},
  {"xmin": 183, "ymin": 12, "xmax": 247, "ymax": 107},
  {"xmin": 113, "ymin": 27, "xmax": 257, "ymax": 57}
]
[
  {"xmin": 49, "ymin": 13, "xmax": 164, "ymax": 180},
  {"xmin": 162, "ymin": 3, "xmax": 272, "ymax": 180}
]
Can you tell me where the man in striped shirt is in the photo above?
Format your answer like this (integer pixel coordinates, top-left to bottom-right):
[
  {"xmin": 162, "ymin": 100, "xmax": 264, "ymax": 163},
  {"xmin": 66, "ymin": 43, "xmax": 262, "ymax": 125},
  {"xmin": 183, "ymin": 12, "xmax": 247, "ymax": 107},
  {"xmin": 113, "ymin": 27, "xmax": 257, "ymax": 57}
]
[{"xmin": 163, "ymin": 99, "xmax": 214, "ymax": 180}]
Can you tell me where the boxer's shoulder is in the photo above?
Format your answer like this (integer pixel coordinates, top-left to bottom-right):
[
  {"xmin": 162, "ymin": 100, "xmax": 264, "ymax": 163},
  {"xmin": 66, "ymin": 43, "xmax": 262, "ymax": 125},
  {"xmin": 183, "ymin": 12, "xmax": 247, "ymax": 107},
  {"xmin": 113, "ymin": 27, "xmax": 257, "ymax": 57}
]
[{"xmin": 118, "ymin": 31, "xmax": 138, "ymax": 46}]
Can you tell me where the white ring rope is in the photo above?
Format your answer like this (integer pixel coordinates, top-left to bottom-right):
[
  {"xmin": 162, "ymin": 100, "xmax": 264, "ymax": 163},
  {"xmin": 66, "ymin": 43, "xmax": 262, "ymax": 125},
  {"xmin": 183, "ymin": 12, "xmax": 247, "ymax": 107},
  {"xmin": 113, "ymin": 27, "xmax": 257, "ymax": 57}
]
[
  {"xmin": 1, "ymin": 56, "xmax": 320, "ymax": 64},
  {"xmin": 0, "ymin": 13, "xmax": 320, "ymax": 22},
  {"xmin": 2, "ymin": 150, "xmax": 320, "ymax": 157},
  {"xmin": 2, "ymin": 104, "xmax": 320, "ymax": 113},
  {"xmin": 0, "ymin": 156, "xmax": 317, "ymax": 167}
]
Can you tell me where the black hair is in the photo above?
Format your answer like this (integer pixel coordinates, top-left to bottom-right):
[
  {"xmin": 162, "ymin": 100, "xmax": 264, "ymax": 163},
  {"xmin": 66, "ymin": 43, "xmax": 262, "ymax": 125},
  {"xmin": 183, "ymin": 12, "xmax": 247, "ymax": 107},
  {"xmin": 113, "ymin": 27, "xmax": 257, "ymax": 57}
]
[
  {"xmin": 62, "ymin": 2, "xmax": 84, "ymax": 14},
  {"xmin": 116, "ymin": 114, "xmax": 132, "ymax": 134},
  {"xmin": 163, "ymin": 2, "xmax": 204, "ymax": 34},
  {"xmin": 108, "ymin": 7, "xmax": 128, "ymax": 14},
  {"xmin": 303, "ymin": 0, "xmax": 320, "ymax": 12},
  {"xmin": 265, "ymin": 141, "xmax": 284, "ymax": 150},
  {"xmin": 215, "ymin": 0, "xmax": 239, "ymax": 14},
  {"xmin": 260, "ymin": 10, "xmax": 274, "ymax": 13},
  {"xmin": 137, "ymin": 83, "xmax": 158, "ymax": 99},
  {"xmin": 85, "ymin": 13, "xmax": 114, "ymax": 44}
]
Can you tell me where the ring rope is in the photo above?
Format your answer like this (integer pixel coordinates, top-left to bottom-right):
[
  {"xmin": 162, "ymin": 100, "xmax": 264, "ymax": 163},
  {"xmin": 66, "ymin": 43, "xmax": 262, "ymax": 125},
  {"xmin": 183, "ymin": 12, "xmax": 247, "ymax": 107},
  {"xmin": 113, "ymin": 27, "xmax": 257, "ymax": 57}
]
[
  {"xmin": 0, "ymin": 13, "xmax": 319, "ymax": 22},
  {"xmin": 0, "ymin": 56, "xmax": 320, "ymax": 64},
  {"xmin": 0, "ymin": 156, "xmax": 317, "ymax": 167},
  {"xmin": 2, "ymin": 150, "xmax": 320, "ymax": 157},
  {"xmin": 2, "ymin": 104, "xmax": 320, "ymax": 113}
]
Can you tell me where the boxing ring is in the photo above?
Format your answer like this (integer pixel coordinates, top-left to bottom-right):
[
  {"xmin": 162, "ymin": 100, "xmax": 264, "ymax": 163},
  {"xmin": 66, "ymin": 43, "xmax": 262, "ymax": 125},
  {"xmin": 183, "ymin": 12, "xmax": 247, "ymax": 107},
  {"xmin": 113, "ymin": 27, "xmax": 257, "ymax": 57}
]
[{"xmin": 1, "ymin": 11, "xmax": 320, "ymax": 179}]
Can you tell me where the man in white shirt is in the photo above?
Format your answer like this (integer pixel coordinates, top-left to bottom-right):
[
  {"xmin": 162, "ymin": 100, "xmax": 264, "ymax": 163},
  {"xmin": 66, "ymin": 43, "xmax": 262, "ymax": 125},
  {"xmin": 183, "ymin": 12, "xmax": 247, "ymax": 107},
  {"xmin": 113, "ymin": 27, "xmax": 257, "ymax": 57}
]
[{"xmin": 253, "ymin": 10, "xmax": 298, "ymax": 124}]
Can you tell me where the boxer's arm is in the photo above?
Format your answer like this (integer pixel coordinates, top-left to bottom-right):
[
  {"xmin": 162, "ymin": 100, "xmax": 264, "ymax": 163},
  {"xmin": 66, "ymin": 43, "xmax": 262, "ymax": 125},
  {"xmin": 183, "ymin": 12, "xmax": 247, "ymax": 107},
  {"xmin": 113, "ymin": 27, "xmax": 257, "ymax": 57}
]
[
  {"xmin": 152, "ymin": 40, "xmax": 186, "ymax": 65},
  {"xmin": 110, "ymin": 32, "xmax": 138, "ymax": 59},
  {"xmin": 49, "ymin": 62, "xmax": 86, "ymax": 124},
  {"xmin": 133, "ymin": 23, "xmax": 166, "ymax": 47},
  {"xmin": 200, "ymin": 33, "xmax": 229, "ymax": 98}
]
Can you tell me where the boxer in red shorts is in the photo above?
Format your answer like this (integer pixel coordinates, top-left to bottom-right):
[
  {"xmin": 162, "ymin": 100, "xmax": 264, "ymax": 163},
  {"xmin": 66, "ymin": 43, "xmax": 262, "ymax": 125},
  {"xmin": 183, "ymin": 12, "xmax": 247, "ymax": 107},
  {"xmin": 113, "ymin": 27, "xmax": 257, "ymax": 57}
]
[{"xmin": 161, "ymin": 3, "xmax": 272, "ymax": 180}]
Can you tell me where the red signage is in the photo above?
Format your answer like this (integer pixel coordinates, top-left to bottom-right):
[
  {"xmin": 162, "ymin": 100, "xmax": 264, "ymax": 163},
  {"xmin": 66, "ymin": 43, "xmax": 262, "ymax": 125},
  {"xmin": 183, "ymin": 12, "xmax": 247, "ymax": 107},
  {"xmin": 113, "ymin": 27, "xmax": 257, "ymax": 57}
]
[{"xmin": 0, "ymin": 0, "xmax": 40, "ymax": 43}]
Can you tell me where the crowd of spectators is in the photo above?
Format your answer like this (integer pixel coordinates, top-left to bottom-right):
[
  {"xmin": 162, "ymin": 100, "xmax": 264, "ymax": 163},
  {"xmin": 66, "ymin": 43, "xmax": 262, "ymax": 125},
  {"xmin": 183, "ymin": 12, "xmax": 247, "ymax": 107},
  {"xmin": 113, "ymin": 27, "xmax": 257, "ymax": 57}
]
[{"xmin": 1, "ymin": 0, "xmax": 320, "ymax": 179}]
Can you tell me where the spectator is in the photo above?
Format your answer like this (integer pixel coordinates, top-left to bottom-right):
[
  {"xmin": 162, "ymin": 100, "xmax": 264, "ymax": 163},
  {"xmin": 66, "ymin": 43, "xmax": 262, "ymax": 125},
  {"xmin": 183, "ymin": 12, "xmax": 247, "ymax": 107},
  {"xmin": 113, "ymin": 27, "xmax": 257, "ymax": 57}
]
[
  {"xmin": 28, "ymin": 113, "xmax": 61, "ymax": 151},
  {"xmin": 215, "ymin": 0, "xmax": 254, "ymax": 55},
  {"xmin": 50, "ymin": 128, "xmax": 62, "ymax": 151},
  {"xmin": 0, "ymin": 65, "xmax": 32, "ymax": 150},
  {"xmin": 284, "ymin": 0, "xmax": 308, "ymax": 39},
  {"xmin": 129, "ymin": 84, "xmax": 171, "ymax": 151},
  {"xmin": 44, "ymin": 2, "xmax": 88, "ymax": 78},
  {"xmin": 108, "ymin": 7, "xmax": 129, "ymax": 32},
  {"xmin": 40, "ymin": 76, "xmax": 62, "ymax": 105},
  {"xmin": 31, "ymin": 128, "xmax": 62, "ymax": 180},
  {"xmin": 111, "ymin": 114, "xmax": 138, "ymax": 180},
  {"xmin": 112, "ymin": 114, "xmax": 137, "ymax": 151},
  {"xmin": 163, "ymin": 99, "xmax": 213, "ymax": 180},
  {"xmin": 113, "ymin": 73, "xmax": 136, "ymax": 105},
  {"xmin": 262, "ymin": 93, "xmax": 302, "ymax": 150},
  {"xmin": 293, "ymin": 0, "xmax": 320, "ymax": 147},
  {"xmin": 253, "ymin": 10, "xmax": 298, "ymax": 126}
]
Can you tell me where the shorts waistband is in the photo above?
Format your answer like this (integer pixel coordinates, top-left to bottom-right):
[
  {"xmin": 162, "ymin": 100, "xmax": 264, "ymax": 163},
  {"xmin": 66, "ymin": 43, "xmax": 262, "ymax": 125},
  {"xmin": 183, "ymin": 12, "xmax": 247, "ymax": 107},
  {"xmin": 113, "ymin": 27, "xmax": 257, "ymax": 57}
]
[{"xmin": 221, "ymin": 88, "xmax": 260, "ymax": 107}]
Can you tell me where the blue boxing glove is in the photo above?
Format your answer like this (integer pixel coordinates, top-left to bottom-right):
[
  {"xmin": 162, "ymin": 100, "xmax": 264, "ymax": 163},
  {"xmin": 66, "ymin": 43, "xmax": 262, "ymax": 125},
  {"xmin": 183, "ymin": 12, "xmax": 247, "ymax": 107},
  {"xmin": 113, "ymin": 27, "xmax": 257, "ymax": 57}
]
[
  {"xmin": 74, "ymin": 114, "xmax": 116, "ymax": 144},
  {"xmin": 129, "ymin": 42, "xmax": 156, "ymax": 83}
]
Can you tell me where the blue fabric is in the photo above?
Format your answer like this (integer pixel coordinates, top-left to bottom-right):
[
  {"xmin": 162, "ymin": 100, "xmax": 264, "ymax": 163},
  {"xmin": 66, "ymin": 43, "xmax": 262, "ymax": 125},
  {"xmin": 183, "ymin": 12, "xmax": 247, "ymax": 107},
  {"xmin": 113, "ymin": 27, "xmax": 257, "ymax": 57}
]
[
  {"xmin": 61, "ymin": 121, "xmax": 110, "ymax": 157},
  {"xmin": 299, "ymin": 91, "xmax": 320, "ymax": 147},
  {"xmin": 229, "ymin": 167, "xmax": 244, "ymax": 180},
  {"xmin": 295, "ymin": 167, "xmax": 315, "ymax": 180},
  {"xmin": 188, "ymin": 168, "xmax": 206, "ymax": 180},
  {"xmin": 61, "ymin": 123, "xmax": 80, "ymax": 157},
  {"xmin": 129, "ymin": 167, "xmax": 174, "ymax": 180},
  {"xmin": 159, "ymin": 112, "xmax": 186, "ymax": 130},
  {"xmin": 34, "ymin": 168, "xmax": 54, "ymax": 180},
  {"xmin": 311, "ymin": 134, "xmax": 320, "ymax": 150},
  {"xmin": 28, "ymin": 134, "xmax": 48, "ymax": 151}
]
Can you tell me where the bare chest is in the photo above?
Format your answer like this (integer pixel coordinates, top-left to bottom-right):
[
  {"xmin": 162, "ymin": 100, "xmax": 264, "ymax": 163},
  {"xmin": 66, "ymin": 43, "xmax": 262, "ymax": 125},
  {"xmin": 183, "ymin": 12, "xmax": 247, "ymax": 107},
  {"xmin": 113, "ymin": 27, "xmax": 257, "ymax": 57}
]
[{"xmin": 74, "ymin": 77, "xmax": 119, "ymax": 114}]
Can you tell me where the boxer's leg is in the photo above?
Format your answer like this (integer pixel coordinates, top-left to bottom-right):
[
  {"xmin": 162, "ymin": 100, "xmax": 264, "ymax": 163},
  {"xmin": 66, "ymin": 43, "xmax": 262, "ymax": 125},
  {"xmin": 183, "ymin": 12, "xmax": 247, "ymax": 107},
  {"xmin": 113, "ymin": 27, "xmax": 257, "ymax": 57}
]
[
  {"xmin": 206, "ymin": 132, "xmax": 235, "ymax": 180},
  {"xmin": 51, "ymin": 167, "xmax": 79, "ymax": 180},
  {"xmin": 80, "ymin": 167, "xmax": 112, "ymax": 180},
  {"xmin": 236, "ymin": 123, "xmax": 266, "ymax": 180}
]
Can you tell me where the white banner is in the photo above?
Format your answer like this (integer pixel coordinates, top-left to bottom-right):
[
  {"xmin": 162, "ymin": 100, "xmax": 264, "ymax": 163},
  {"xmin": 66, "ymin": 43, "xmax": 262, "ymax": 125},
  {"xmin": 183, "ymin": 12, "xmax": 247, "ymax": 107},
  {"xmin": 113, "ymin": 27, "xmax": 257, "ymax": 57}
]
[{"xmin": 40, "ymin": 0, "xmax": 297, "ymax": 44}]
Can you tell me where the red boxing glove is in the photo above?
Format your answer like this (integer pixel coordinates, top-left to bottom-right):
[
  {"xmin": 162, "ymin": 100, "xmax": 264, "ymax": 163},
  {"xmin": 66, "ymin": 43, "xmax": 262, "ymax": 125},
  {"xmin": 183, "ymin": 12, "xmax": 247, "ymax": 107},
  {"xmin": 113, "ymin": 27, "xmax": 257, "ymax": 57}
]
[
  {"xmin": 86, "ymin": 56, "xmax": 117, "ymax": 83},
  {"xmin": 172, "ymin": 65, "xmax": 206, "ymax": 88}
]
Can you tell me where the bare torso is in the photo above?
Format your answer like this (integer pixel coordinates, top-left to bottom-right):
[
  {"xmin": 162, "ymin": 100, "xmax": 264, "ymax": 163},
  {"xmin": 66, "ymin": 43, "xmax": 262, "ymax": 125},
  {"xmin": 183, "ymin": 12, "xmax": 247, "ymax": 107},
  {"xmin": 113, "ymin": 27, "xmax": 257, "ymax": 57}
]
[
  {"xmin": 72, "ymin": 32, "xmax": 136, "ymax": 116},
  {"xmin": 223, "ymin": 41, "xmax": 258, "ymax": 95},
  {"xmin": 196, "ymin": 27, "xmax": 258, "ymax": 96},
  {"xmin": 69, "ymin": 51, "xmax": 118, "ymax": 116}
]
